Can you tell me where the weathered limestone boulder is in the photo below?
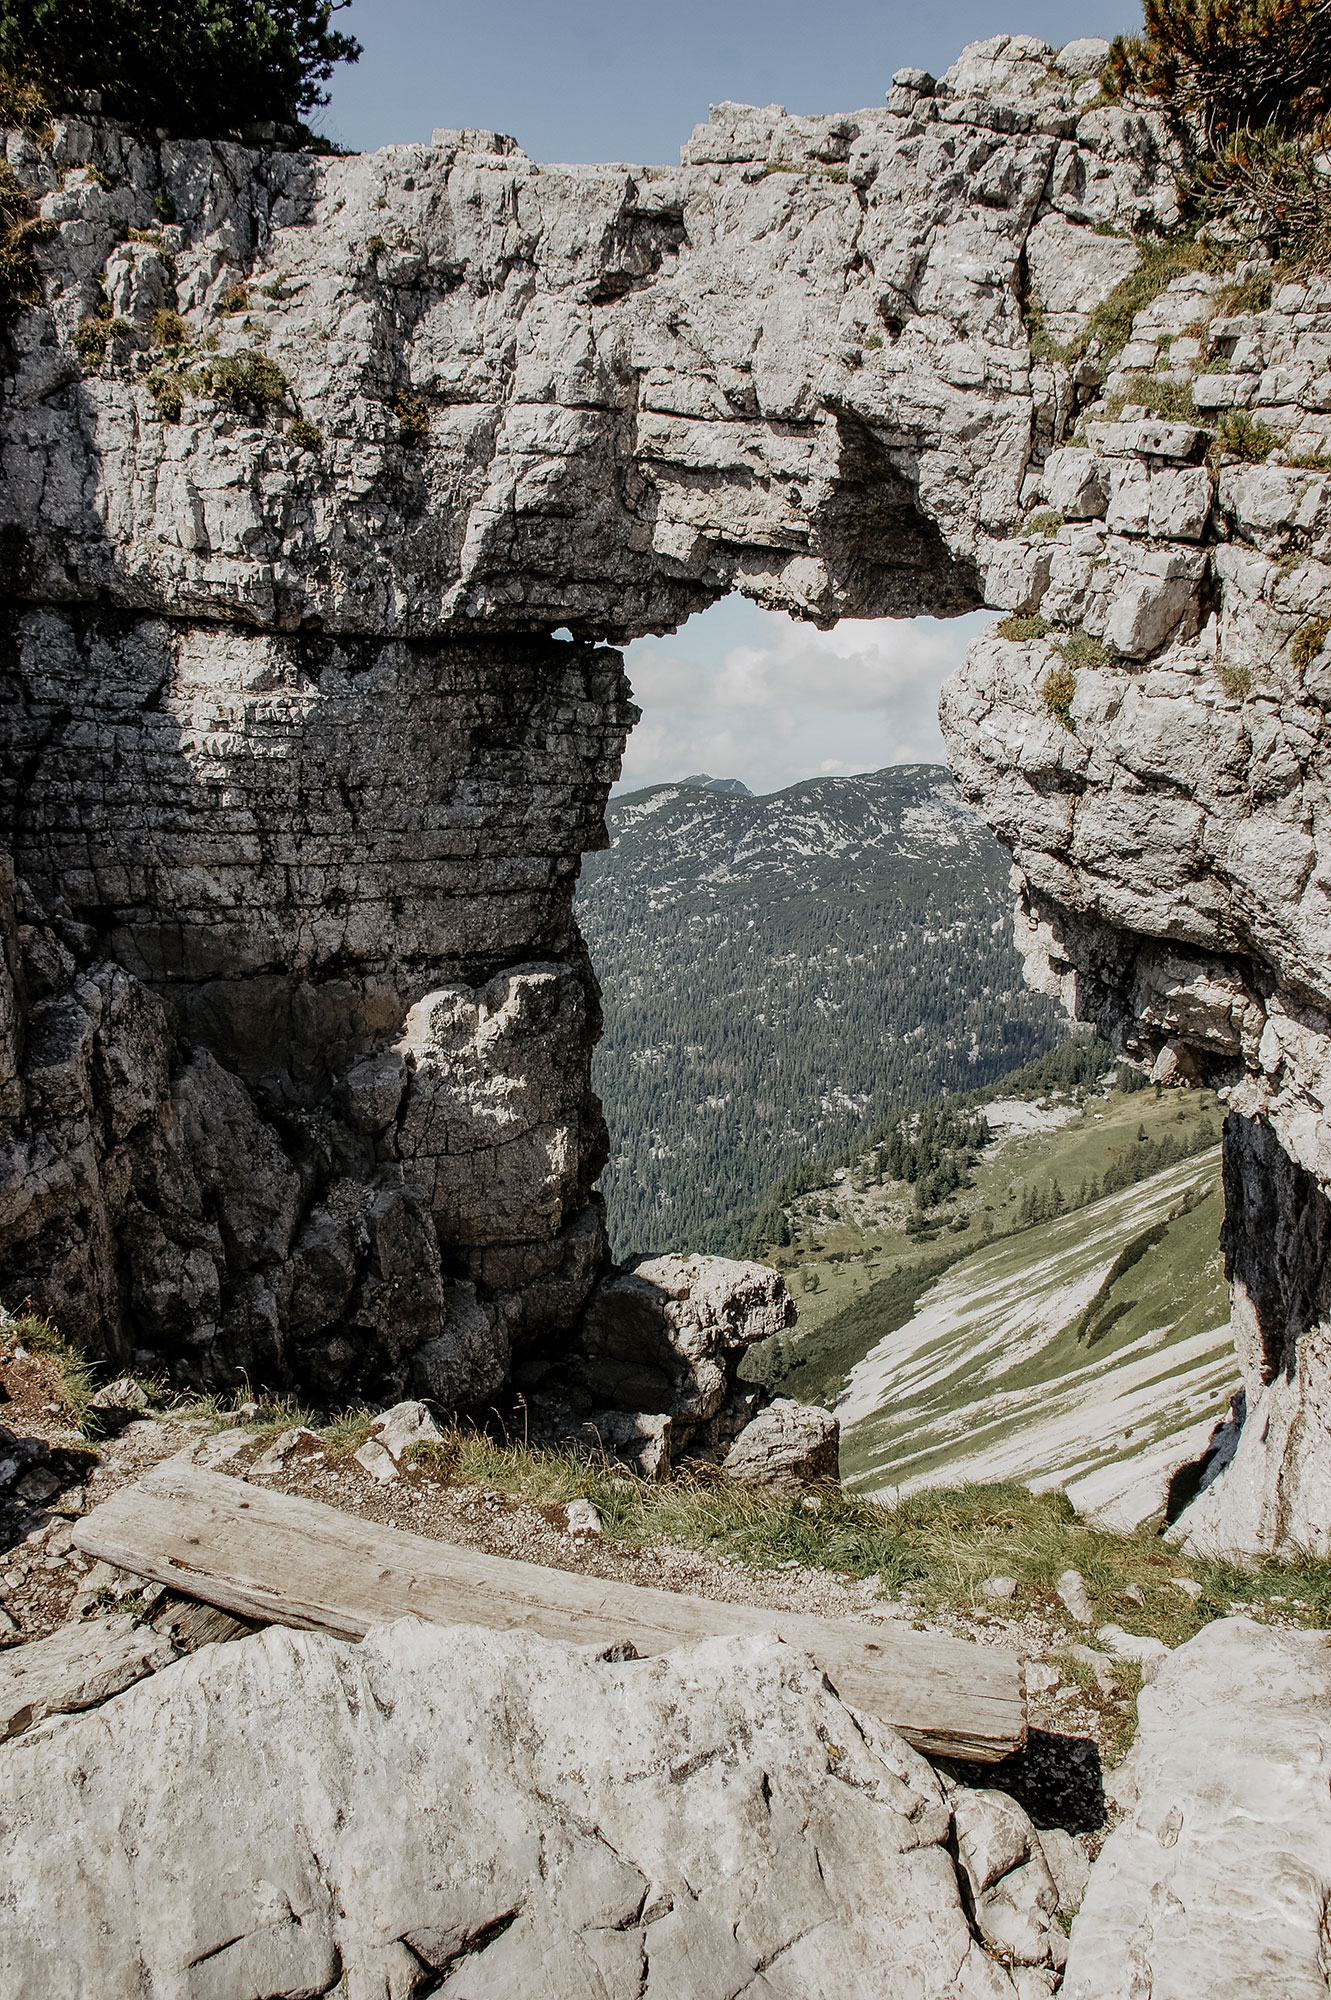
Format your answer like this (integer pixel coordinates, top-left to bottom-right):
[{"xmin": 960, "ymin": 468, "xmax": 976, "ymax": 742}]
[
  {"xmin": 0, "ymin": 1614, "xmax": 177, "ymax": 1740},
  {"xmin": 571, "ymin": 1252, "xmax": 796, "ymax": 1463},
  {"xmin": 721, "ymin": 1395, "xmax": 840, "ymax": 1487},
  {"xmin": 352, "ymin": 1398, "xmax": 444, "ymax": 1484},
  {"xmin": 1064, "ymin": 1617, "xmax": 1331, "ymax": 1998},
  {"xmin": 0, "ymin": 1618, "xmax": 1033, "ymax": 1997},
  {"xmin": 953, "ymin": 1788, "xmax": 1064, "ymax": 1971}
]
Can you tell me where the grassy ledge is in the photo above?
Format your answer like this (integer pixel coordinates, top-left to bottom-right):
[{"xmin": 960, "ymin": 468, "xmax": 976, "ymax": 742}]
[{"xmin": 150, "ymin": 1385, "xmax": 1331, "ymax": 1657}]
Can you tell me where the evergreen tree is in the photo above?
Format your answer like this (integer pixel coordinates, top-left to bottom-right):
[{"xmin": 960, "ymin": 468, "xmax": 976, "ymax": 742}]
[{"xmin": 0, "ymin": 0, "xmax": 360, "ymax": 137}]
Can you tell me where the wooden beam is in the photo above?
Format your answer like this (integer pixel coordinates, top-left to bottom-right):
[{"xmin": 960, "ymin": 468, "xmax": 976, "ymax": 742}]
[{"xmin": 74, "ymin": 1461, "xmax": 1026, "ymax": 1763}]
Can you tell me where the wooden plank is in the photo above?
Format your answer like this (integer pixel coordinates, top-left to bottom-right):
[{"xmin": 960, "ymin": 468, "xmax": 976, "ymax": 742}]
[{"xmin": 74, "ymin": 1461, "xmax": 1026, "ymax": 1762}]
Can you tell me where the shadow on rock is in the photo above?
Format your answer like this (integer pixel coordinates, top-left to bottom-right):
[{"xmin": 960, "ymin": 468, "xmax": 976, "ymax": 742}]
[
  {"xmin": 936, "ymin": 1729, "xmax": 1107, "ymax": 1835},
  {"xmin": 0, "ymin": 1425, "xmax": 97, "ymax": 1555}
]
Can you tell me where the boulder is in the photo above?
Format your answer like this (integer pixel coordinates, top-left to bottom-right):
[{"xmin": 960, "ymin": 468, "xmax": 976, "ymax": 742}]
[
  {"xmin": 952, "ymin": 1787, "xmax": 1064, "ymax": 1969},
  {"xmin": 580, "ymin": 1408, "xmax": 673, "ymax": 1481},
  {"xmin": 578, "ymin": 1253, "xmax": 796, "ymax": 1434},
  {"xmin": 0, "ymin": 1615, "xmax": 177, "ymax": 1741},
  {"xmin": 353, "ymin": 1400, "xmax": 443, "ymax": 1486},
  {"xmin": 1055, "ymin": 1569, "xmax": 1093, "ymax": 1625},
  {"xmin": 721, "ymin": 1397, "xmax": 840, "ymax": 1488},
  {"xmin": 1095, "ymin": 1622, "xmax": 1171, "ymax": 1683},
  {"xmin": 0, "ymin": 1619, "xmax": 1031, "ymax": 1997},
  {"xmin": 1065, "ymin": 1618, "xmax": 1331, "ymax": 1998}
]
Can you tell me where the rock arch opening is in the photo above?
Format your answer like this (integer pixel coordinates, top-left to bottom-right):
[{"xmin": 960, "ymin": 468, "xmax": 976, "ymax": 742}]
[{"xmin": 577, "ymin": 592, "xmax": 1065, "ymax": 1263}]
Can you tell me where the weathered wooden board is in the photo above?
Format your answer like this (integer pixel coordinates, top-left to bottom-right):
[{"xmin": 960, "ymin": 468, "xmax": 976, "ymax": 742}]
[{"xmin": 74, "ymin": 1460, "xmax": 1026, "ymax": 1761}]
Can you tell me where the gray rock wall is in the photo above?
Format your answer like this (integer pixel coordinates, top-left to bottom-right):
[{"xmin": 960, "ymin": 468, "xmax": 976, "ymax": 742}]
[
  {"xmin": 5, "ymin": 32, "xmax": 1329, "ymax": 1535},
  {"xmin": 941, "ymin": 267, "xmax": 1331, "ymax": 1556},
  {"xmin": 2, "ymin": 38, "xmax": 1176, "ymax": 1402}
]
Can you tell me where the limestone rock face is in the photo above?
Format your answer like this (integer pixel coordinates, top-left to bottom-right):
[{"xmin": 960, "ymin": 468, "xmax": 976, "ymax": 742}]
[
  {"xmin": 1064, "ymin": 1617, "xmax": 1331, "ymax": 1999},
  {"xmin": 577, "ymin": 1252, "xmax": 796, "ymax": 1444},
  {"xmin": 941, "ymin": 267, "xmax": 1331, "ymax": 1556},
  {"xmin": 3, "ymin": 78, "xmax": 1169, "ymax": 640},
  {"xmin": 0, "ymin": 1618, "xmax": 1030, "ymax": 1997},
  {"xmin": 0, "ymin": 42, "xmax": 1242, "ymax": 1427}
]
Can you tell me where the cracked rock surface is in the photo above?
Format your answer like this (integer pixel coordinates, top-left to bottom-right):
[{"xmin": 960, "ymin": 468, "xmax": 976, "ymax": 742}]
[
  {"xmin": 1063, "ymin": 1617, "xmax": 1331, "ymax": 1999},
  {"xmin": 0, "ymin": 1618, "xmax": 1045, "ymax": 1998},
  {"xmin": 942, "ymin": 266, "xmax": 1331, "ymax": 1556}
]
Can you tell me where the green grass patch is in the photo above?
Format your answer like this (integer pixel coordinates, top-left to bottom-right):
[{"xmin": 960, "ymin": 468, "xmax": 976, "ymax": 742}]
[
  {"xmin": 994, "ymin": 613, "xmax": 1051, "ymax": 641},
  {"xmin": 147, "ymin": 367, "xmax": 185, "ymax": 422},
  {"xmin": 403, "ymin": 1429, "xmax": 1331, "ymax": 1647},
  {"xmin": 1216, "ymin": 269, "xmax": 1274, "ymax": 315},
  {"xmin": 151, "ymin": 307, "xmax": 188, "ymax": 348},
  {"xmin": 1, "ymin": 1310, "xmax": 99, "ymax": 1432},
  {"xmin": 1209, "ymin": 408, "xmax": 1280, "ymax": 463},
  {"xmin": 1072, "ymin": 238, "xmax": 1220, "ymax": 365},
  {"xmin": 1105, "ymin": 373, "xmax": 1200, "ymax": 423}
]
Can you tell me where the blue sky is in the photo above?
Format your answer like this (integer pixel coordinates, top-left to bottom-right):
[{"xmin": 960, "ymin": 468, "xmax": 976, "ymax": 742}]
[
  {"xmin": 323, "ymin": 0, "xmax": 1139, "ymax": 162},
  {"xmin": 323, "ymin": 0, "xmax": 1139, "ymax": 793}
]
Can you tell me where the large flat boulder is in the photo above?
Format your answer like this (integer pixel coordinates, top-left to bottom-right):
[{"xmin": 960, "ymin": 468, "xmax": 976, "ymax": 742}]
[
  {"xmin": 1064, "ymin": 1617, "xmax": 1331, "ymax": 1998},
  {"xmin": 0, "ymin": 1619, "xmax": 1033, "ymax": 1997}
]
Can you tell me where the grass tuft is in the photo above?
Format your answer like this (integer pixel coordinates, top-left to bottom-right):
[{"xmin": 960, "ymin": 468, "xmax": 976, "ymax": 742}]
[
  {"xmin": 1292, "ymin": 614, "xmax": 1331, "ymax": 671},
  {"xmin": 1105, "ymin": 373, "xmax": 1201, "ymax": 423},
  {"xmin": 1042, "ymin": 664, "xmax": 1077, "ymax": 728},
  {"xmin": 151, "ymin": 306, "xmax": 188, "ymax": 347},
  {"xmin": 994, "ymin": 613, "xmax": 1051, "ymax": 642},
  {"xmin": 1057, "ymin": 630, "xmax": 1112, "ymax": 671},
  {"xmin": 1, "ymin": 1310, "xmax": 99, "ymax": 1432},
  {"xmin": 1026, "ymin": 509, "xmax": 1064, "ymax": 539},
  {"xmin": 1208, "ymin": 408, "xmax": 1281, "ymax": 462},
  {"xmin": 392, "ymin": 392, "xmax": 429, "ymax": 445},
  {"xmin": 1215, "ymin": 268, "xmax": 1274, "ymax": 315},
  {"xmin": 147, "ymin": 367, "xmax": 184, "ymax": 422},
  {"xmin": 191, "ymin": 348, "xmax": 289, "ymax": 412}
]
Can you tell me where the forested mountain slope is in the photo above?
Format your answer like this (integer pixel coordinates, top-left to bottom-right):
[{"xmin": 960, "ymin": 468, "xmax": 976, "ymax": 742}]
[{"xmin": 577, "ymin": 767, "xmax": 1065, "ymax": 1255}]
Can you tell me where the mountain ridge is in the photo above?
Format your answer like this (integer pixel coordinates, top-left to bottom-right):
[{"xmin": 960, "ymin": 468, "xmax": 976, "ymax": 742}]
[{"xmin": 577, "ymin": 764, "xmax": 1065, "ymax": 1257}]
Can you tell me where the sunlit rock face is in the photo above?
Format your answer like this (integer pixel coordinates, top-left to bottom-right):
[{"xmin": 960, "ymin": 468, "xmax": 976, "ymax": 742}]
[
  {"xmin": 941, "ymin": 266, "xmax": 1331, "ymax": 1557},
  {"xmin": 18, "ymin": 27, "xmax": 1331, "ymax": 1516}
]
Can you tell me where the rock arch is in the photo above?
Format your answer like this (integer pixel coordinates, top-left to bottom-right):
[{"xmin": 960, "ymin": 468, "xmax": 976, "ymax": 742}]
[{"xmin": 3, "ymin": 38, "xmax": 1329, "ymax": 1552}]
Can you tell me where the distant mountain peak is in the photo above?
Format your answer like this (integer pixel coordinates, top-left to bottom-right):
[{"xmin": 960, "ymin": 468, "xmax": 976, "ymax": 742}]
[{"xmin": 679, "ymin": 774, "xmax": 752, "ymax": 794}]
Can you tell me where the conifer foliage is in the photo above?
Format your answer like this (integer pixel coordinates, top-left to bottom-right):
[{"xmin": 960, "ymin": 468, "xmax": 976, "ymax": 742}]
[
  {"xmin": 1106, "ymin": 0, "xmax": 1331, "ymax": 142},
  {"xmin": 0, "ymin": 0, "xmax": 360, "ymax": 138}
]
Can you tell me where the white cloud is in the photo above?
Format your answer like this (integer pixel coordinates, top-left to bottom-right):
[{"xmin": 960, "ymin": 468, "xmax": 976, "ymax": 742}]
[{"xmin": 617, "ymin": 599, "xmax": 995, "ymax": 795}]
